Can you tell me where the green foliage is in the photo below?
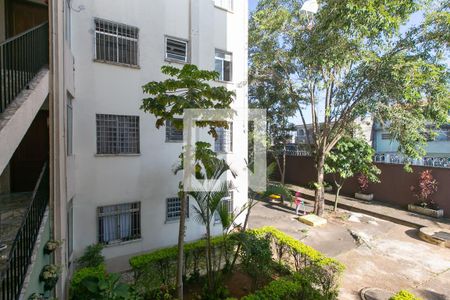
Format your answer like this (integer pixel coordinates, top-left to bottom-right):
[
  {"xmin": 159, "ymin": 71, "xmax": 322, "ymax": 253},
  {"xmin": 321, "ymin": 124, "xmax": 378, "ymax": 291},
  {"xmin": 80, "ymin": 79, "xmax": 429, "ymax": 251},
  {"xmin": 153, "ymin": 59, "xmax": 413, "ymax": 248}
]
[
  {"xmin": 130, "ymin": 227, "xmax": 344, "ymax": 299},
  {"xmin": 390, "ymin": 290, "xmax": 422, "ymax": 300},
  {"xmin": 325, "ymin": 137, "xmax": 380, "ymax": 183},
  {"xmin": 141, "ymin": 64, "xmax": 235, "ymax": 133},
  {"xmin": 76, "ymin": 244, "xmax": 105, "ymax": 269},
  {"xmin": 70, "ymin": 265, "xmax": 106, "ymax": 299},
  {"xmin": 250, "ymin": 0, "xmax": 450, "ymax": 215},
  {"xmin": 239, "ymin": 233, "xmax": 273, "ymax": 291}
]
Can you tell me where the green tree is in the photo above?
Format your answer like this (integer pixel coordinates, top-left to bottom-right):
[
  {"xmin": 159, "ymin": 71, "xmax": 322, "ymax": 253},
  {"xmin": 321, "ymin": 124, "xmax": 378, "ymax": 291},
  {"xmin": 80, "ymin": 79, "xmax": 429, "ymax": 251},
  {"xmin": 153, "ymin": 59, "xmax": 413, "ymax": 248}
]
[
  {"xmin": 141, "ymin": 64, "xmax": 234, "ymax": 299},
  {"xmin": 250, "ymin": 0, "xmax": 450, "ymax": 216},
  {"xmin": 325, "ymin": 137, "xmax": 380, "ymax": 211}
]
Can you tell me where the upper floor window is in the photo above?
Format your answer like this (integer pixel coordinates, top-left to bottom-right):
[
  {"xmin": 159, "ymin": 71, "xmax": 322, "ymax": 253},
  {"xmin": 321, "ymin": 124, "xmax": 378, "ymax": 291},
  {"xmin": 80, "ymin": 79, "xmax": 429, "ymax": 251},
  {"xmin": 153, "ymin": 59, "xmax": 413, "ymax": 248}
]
[
  {"xmin": 94, "ymin": 18, "xmax": 139, "ymax": 67},
  {"xmin": 166, "ymin": 119, "xmax": 183, "ymax": 142},
  {"xmin": 96, "ymin": 114, "xmax": 140, "ymax": 155},
  {"xmin": 214, "ymin": 0, "xmax": 233, "ymax": 11},
  {"xmin": 215, "ymin": 50, "xmax": 232, "ymax": 82},
  {"xmin": 166, "ymin": 37, "xmax": 189, "ymax": 63},
  {"xmin": 215, "ymin": 124, "xmax": 233, "ymax": 153},
  {"xmin": 97, "ymin": 202, "xmax": 141, "ymax": 245}
]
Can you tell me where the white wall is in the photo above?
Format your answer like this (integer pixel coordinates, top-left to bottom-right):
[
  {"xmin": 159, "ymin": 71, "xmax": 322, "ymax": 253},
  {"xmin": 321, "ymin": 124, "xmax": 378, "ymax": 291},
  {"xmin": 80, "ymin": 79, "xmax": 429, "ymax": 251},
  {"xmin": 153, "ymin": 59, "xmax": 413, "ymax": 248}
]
[{"xmin": 71, "ymin": 0, "xmax": 248, "ymax": 260}]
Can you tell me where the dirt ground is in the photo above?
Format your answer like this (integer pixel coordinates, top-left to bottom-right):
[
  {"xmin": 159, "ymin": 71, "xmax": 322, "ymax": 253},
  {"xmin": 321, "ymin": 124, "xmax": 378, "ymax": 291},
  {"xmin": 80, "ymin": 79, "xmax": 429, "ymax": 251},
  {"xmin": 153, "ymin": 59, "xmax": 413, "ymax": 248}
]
[{"xmin": 248, "ymin": 200, "xmax": 450, "ymax": 300}]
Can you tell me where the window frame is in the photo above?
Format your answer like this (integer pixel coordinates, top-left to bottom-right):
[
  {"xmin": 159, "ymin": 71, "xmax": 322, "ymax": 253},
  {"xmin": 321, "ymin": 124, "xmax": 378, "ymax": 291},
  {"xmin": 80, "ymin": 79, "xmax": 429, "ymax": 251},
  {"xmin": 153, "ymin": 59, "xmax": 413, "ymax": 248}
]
[
  {"xmin": 381, "ymin": 133, "xmax": 392, "ymax": 140},
  {"xmin": 165, "ymin": 36, "xmax": 189, "ymax": 64},
  {"xmin": 214, "ymin": 123, "xmax": 233, "ymax": 153},
  {"xmin": 165, "ymin": 119, "xmax": 184, "ymax": 143},
  {"xmin": 213, "ymin": 0, "xmax": 233, "ymax": 12},
  {"xmin": 214, "ymin": 49, "xmax": 233, "ymax": 82},
  {"xmin": 166, "ymin": 197, "xmax": 189, "ymax": 222},
  {"xmin": 67, "ymin": 198, "xmax": 74, "ymax": 262},
  {"xmin": 94, "ymin": 18, "xmax": 139, "ymax": 67},
  {"xmin": 97, "ymin": 202, "xmax": 141, "ymax": 245},
  {"xmin": 66, "ymin": 95, "xmax": 73, "ymax": 156},
  {"xmin": 214, "ymin": 191, "xmax": 234, "ymax": 224},
  {"xmin": 96, "ymin": 114, "xmax": 140, "ymax": 155}
]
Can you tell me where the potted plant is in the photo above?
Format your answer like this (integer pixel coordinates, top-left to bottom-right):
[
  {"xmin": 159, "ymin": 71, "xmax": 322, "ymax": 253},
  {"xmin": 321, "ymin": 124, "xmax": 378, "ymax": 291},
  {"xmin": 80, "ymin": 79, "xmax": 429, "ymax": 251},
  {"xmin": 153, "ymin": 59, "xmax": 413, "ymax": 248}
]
[
  {"xmin": 408, "ymin": 170, "xmax": 443, "ymax": 218},
  {"xmin": 44, "ymin": 240, "xmax": 63, "ymax": 255},
  {"xmin": 355, "ymin": 174, "xmax": 374, "ymax": 201},
  {"xmin": 40, "ymin": 264, "xmax": 61, "ymax": 291}
]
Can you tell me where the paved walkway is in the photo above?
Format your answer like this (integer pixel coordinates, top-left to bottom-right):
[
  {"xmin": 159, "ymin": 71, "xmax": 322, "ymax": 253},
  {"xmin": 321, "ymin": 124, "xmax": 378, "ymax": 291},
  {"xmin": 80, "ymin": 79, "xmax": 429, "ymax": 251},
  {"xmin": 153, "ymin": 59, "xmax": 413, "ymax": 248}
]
[
  {"xmin": 284, "ymin": 183, "xmax": 450, "ymax": 230},
  {"xmin": 248, "ymin": 199, "xmax": 450, "ymax": 300}
]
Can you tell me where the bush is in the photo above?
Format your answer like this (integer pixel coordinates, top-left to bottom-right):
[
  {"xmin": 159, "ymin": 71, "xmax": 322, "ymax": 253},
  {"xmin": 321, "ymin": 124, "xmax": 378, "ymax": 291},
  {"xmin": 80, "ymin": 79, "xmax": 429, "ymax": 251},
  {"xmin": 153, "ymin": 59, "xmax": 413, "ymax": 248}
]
[
  {"xmin": 70, "ymin": 265, "xmax": 106, "ymax": 299},
  {"xmin": 390, "ymin": 290, "xmax": 422, "ymax": 300},
  {"xmin": 239, "ymin": 232, "xmax": 273, "ymax": 291},
  {"xmin": 76, "ymin": 244, "xmax": 104, "ymax": 269}
]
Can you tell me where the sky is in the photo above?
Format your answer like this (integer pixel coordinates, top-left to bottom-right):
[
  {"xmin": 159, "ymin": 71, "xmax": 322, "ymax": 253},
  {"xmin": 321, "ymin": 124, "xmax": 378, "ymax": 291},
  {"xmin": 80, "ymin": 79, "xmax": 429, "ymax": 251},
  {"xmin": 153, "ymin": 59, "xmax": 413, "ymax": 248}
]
[{"xmin": 247, "ymin": 0, "xmax": 427, "ymax": 125}]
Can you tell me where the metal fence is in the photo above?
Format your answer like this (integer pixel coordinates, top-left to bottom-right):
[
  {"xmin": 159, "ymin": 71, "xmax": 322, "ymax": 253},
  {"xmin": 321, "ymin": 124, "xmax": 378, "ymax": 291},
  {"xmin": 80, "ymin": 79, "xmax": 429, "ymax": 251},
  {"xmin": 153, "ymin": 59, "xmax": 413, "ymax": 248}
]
[
  {"xmin": 0, "ymin": 22, "xmax": 49, "ymax": 114},
  {"xmin": 1, "ymin": 163, "xmax": 49, "ymax": 300}
]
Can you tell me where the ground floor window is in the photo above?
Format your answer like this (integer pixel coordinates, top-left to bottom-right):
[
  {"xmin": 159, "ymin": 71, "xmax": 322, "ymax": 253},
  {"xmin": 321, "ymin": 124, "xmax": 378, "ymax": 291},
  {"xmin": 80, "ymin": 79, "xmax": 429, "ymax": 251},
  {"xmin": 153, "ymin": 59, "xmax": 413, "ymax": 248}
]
[
  {"xmin": 214, "ymin": 191, "xmax": 234, "ymax": 223},
  {"xmin": 97, "ymin": 202, "xmax": 141, "ymax": 244},
  {"xmin": 67, "ymin": 199, "xmax": 74, "ymax": 260},
  {"xmin": 166, "ymin": 197, "xmax": 189, "ymax": 222}
]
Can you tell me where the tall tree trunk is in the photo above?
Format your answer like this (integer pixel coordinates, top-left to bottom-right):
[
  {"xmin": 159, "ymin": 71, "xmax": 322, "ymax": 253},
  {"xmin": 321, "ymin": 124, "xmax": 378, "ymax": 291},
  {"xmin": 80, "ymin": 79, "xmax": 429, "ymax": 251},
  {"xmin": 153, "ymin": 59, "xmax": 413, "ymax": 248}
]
[
  {"xmin": 176, "ymin": 194, "xmax": 187, "ymax": 300},
  {"xmin": 334, "ymin": 185, "xmax": 342, "ymax": 212},
  {"xmin": 281, "ymin": 146, "xmax": 286, "ymax": 185},
  {"xmin": 314, "ymin": 155, "xmax": 325, "ymax": 216},
  {"xmin": 206, "ymin": 221, "xmax": 213, "ymax": 291}
]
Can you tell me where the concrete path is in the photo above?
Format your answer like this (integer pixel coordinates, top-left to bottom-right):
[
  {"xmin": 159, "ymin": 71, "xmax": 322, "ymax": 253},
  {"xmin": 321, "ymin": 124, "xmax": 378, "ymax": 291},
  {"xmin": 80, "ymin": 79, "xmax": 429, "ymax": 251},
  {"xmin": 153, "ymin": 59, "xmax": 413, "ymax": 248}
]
[
  {"xmin": 248, "ymin": 200, "xmax": 450, "ymax": 300},
  {"xmin": 284, "ymin": 183, "xmax": 450, "ymax": 230}
]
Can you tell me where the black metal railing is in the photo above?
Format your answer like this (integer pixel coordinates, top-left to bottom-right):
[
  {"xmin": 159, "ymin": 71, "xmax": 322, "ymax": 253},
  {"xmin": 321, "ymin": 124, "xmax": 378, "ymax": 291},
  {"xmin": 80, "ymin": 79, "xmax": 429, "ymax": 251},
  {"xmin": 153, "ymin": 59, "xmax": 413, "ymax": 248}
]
[
  {"xmin": 0, "ymin": 163, "xmax": 49, "ymax": 300},
  {"xmin": 0, "ymin": 22, "xmax": 49, "ymax": 114}
]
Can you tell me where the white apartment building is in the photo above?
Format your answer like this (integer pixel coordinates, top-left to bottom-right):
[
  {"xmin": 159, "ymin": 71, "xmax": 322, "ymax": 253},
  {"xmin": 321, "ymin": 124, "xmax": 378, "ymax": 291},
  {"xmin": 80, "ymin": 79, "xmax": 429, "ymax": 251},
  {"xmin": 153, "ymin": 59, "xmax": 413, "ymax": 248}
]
[{"xmin": 70, "ymin": 0, "xmax": 249, "ymax": 263}]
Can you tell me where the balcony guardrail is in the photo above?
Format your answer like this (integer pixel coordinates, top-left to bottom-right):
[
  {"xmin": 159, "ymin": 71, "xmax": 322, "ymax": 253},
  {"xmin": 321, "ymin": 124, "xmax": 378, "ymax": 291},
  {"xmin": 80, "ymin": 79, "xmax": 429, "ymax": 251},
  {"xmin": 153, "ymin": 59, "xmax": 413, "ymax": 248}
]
[
  {"xmin": 0, "ymin": 22, "xmax": 49, "ymax": 114},
  {"xmin": 373, "ymin": 153, "xmax": 450, "ymax": 169},
  {"xmin": 1, "ymin": 163, "xmax": 49, "ymax": 300}
]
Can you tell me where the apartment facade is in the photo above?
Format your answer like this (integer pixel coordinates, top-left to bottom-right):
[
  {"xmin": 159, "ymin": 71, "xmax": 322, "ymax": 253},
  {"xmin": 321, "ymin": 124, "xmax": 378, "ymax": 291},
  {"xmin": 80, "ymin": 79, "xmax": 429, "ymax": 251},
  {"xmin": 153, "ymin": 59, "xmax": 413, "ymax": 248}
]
[
  {"xmin": 0, "ymin": 0, "xmax": 73, "ymax": 298},
  {"xmin": 70, "ymin": 0, "xmax": 248, "ymax": 264}
]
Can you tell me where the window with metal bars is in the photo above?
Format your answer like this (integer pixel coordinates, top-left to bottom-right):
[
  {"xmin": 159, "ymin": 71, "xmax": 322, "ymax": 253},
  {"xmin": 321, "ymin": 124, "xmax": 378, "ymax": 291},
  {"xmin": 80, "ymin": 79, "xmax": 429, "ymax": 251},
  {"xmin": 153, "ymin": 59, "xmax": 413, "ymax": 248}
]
[
  {"xmin": 214, "ymin": 191, "xmax": 234, "ymax": 223},
  {"xmin": 215, "ymin": 123, "xmax": 233, "ymax": 153},
  {"xmin": 94, "ymin": 18, "xmax": 139, "ymax": 66},
  {"xmin": 166, "ymin": 119, "xmax": 183, "ymax": 142},
  {"xmin": 96, "ymin": 114, "xmax": 140, "ymax": 155},
  {"xmin": 165, "ymin": 37, "xmax": 188, "ymax": 63},
  {"xmin": 67, "ymin": 95, "xmax": 73, "ymax": 156},
  {"xmin": 97, "ymin": 202, "xmax": 141, "ymax": 245},
  {"xmin": 166, "ymin": 197, "xmax": 189, "ymax": 222},
  {"xmin": 215, "ymin": 49, "xmax": 232, "ymax": 81}
]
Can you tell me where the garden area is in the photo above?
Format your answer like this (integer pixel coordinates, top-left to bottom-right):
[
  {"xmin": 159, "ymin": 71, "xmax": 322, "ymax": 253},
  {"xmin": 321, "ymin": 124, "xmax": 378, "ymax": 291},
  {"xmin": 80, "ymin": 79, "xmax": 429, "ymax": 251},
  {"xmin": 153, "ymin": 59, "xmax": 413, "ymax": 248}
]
[{"xmin": 69, "ymin": 227, "xmax": 344, "ymax": 299}]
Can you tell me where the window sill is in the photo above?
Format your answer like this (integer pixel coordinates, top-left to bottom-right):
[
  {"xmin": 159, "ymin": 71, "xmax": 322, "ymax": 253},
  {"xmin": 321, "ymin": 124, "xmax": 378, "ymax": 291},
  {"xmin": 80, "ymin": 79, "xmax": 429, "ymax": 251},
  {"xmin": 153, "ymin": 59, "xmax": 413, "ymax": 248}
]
[
  {"xmin": 215, "ymin": 80, "xmax": 233, "ymax": 85},
  {"xmin": 165, "ymin": 58, "xmax": 190, "ymax": 65},
  {"xmin": 103, "ymin": 238, "xmax": 142, "ymax": 248},
  {"xmin": 214, "ymin": 5, "xmax": 234, "ymax": 13},
  {"xmin": 93, "ymin": 59, "xmax": 140, "ymax": 69},
  {"xmin": 95, "ymin": 153, "xmax": 141, "ymax": 157},
  {"xmin": 165, "ymin": 140, "xmax": 183, "ymax": 143}
]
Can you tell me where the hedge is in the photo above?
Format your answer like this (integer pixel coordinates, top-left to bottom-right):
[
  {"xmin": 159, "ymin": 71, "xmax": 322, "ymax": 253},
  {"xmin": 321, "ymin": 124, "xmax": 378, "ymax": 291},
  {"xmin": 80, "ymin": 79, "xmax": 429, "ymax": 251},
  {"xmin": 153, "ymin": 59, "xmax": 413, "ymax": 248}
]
[
  {"xmin": 129, "ymin": 226, "xmax": 344, "ymax": 298},
  {"xmin": 70, "ymin": 264, "xmax": 106, "ymax": 299},
  {"xmin": 390, "ymin": 290, "xmax": 422, "ymax": 300}
]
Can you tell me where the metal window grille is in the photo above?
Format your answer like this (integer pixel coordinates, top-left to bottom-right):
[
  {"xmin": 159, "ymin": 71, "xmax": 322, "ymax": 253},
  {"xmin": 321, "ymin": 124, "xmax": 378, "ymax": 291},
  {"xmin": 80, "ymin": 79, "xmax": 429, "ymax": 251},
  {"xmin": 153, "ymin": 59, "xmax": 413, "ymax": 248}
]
[
  {"xmin": 67, "ymin": 199, "xmax": 74, "ymax": 258},
  {"xmin": 166, "ymin": 119, "xmax": 183, "ymax": 142},
  {"xmin": 166, "ymin": 38, "xmax": 188, "ymax": 62},
  {"xmin": 97, "ymin": 202, "xmax": 141, "ymax": 244},
  {"xmin": 67, "ymin": 96, "xmax": 73, "ymax": 156},
  {"xmin": 96, "ymin": 114, "xmax": 140, "ymax": 154},
  {"xmin": 214, "ymin": 0, "xmax": 233, "ymax": 10},
  {"xmin": 215, "ymin": 123, "xmax": 233, "ymax": 153},
  {"xmin": 94, "ymin": 18, "xmax": 139, "ymax": 66},
  {"xmin": 214, "ymin": 191, "xmax": 234, "ymax": 222},
  {"xmin": 215, "ymin": 49, "xmax": 232, "ymax": 81},
  {"xmin": 381, "ymin": 133, "xmax": 392, "ymax": 140},
  {"xmin": 166, "ymin": 197, "xmax": 189, "ymax": 221}
]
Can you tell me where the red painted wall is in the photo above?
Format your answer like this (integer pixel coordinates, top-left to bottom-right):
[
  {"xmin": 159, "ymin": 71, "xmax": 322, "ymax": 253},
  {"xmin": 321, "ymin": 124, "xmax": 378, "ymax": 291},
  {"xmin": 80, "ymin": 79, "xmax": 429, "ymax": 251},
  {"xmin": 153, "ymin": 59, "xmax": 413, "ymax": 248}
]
[{"xmin": 282, "ymin": 156, "xmax": 450, "ymax": 217}]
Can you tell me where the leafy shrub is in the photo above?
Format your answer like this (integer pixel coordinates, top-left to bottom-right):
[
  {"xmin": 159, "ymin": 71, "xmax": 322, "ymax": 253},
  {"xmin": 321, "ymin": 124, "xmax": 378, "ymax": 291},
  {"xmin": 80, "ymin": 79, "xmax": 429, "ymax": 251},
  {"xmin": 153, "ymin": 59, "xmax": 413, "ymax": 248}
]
[
  {"xmin": 70, "ymin": 265, "xmax": 106, "ymax": 299},
  {"xmin": 411, "ymin": 170, "xmax": 438, "ymax": 208},
  {"xmin": 239, "ymin": 232, "xmax": 273, "ymax": 291},
  {"xmin": 390, "ymin": 290, "xmax": 422, "ymax": 300},
  {"xmin": 76, "ymin": 244, "xmax": 105, "ymax": 269}
]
